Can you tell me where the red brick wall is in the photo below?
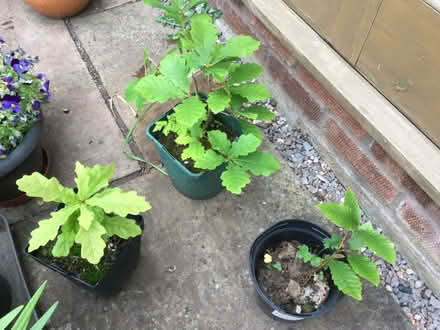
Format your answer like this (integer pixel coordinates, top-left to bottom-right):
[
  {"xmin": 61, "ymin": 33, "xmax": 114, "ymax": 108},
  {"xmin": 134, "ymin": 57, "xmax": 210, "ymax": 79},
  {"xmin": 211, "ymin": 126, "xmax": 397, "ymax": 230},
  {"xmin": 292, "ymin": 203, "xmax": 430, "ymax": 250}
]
[{"xmin": 210, "ymin": 0, "xmax": 440, "ymax": 264}]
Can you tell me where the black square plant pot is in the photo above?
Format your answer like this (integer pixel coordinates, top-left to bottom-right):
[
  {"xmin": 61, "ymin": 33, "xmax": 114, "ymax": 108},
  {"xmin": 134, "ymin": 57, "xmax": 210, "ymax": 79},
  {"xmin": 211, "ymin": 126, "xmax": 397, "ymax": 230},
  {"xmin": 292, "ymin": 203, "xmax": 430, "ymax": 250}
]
[{"xmin": 26, "ymin": 214, "xmax": 144, "ymax": 297}]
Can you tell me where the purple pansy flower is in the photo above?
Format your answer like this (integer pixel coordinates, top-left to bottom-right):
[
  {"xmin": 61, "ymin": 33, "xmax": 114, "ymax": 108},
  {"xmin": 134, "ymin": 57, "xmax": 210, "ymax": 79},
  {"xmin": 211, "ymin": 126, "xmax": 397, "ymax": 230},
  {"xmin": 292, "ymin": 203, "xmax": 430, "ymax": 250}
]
[
  {"xmin": 32, "ymin": 100, "xmax": 41, "ymax": 110},
  {"xmin": 11, "ymin": 59, "xmax": 30, "ymax": 74},
  {"xmin": 12, "ymin": 104, "xmax": 21, "ymax": 113},
  {"xmin": 1, "ymin": 95, "xmax": 21, "ymax": 108}
]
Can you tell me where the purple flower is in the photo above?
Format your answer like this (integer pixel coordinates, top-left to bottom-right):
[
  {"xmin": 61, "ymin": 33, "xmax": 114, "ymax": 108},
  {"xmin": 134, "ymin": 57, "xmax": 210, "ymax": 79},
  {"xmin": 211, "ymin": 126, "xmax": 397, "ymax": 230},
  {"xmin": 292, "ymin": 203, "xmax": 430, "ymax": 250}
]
[
  {"xmin": 0, "ymin": 38, "xmax": 4, "ymax": 45},
  {"xmin": 0, "ymin": 145, "xmax": 6, "ymax": 154},
  {"xmin": 36, "ymin": 73, "xmax": 45, "ymax": 80},
  {"xmin": 11, "ymin": 59, "xmax": 30, "ymax": 74},
  {"xmin": 1, "ymin": 95, "xmax": 20, "ymax": 108},
  {"xmin": 12, "ymin": 104, "xmax": 21, "ymax": 113},
  {"xmin": 2, "ymin": 76, "xmax": 13, "ymax": 83},
  {"xmin": 32, "ymin": 100, "xmax": 41, "ymax": 110}
]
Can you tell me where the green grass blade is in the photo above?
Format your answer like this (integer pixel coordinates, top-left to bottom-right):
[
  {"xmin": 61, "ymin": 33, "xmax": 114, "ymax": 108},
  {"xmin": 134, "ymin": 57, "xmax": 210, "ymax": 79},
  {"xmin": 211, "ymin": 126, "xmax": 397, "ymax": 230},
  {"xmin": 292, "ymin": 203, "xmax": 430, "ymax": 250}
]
[
  {"xmin": 0, "ymin": 306, "xmax": 24, "ymax": 330},
  {"xmin": 11, "ymin": 281, "xmax": 47, "ymax": 330},
  {"xmin": 29, "ymin": 302, "xmax": 58, "ymax": 330}
]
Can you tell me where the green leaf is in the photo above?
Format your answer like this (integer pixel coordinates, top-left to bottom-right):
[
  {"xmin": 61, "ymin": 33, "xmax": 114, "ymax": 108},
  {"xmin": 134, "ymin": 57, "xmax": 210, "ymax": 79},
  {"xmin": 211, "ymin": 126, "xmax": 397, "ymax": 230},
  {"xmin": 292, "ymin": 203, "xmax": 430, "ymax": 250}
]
[
  {"xmin": 124, "ymin": 78, "xmax": 141, "ymax": 101},
  {"xmin": 204, "ymin": 59, "xmax": 237, "ymax": 83},
  {"xmin": 230, "ymin": 83, "xmax": 270, "ymax": 102},
  {"xmin": 208, "ymin": 130, "xmax": 231, "ymax": 154},
  {"xmin": 144, "ymin": 0, "xmax": 170, "ymax": 11},
  {"xmin": 28, "ymin": 205, "xmax": 80, "ymax": 252},
  {"xmin": 191, "ymin": 14, "xmax": 217, "ymax": 64},
  {"xmin": 357, "ymin": 225, "xmax": 396, "ymax": 264},
  {"xmin": 193, "ymin": 150, "xmax": 225, "ymax": 170},
  {"xmin": 0, "ymin": 306, "xmax": 23, "ymax": 329},
  {"xmin": 101, "ymin": 215, "xmax": 142, "ymax": 239},
  {"xmin": 233, "ymin": 150, "xmax": 280, "ymax": 176},
  {"xmin": 230, "ymin": 94, "xmax": 247, "ymax": 112},
  {"xmin": 16, "ymin": 173, "xmax": 78, "ymax": 204},
  {"xmin": 239, "ymin": 105, "xmax": 275, "ymax": 121},
  {"xmin": 328, "ymin": 260, "xmax": 362, "ymax": 300},
  {"xmin": 74, "ymin": 162, "xmax": 115, "ymax": 201},
  {"xmin": 238, "ymin": 119, "xmax": 264, "ymax": 141},
  {"xmin": 159, "ymin": 54, "xmax": 190, "ymax": 92},
  {"xmin": 174, "ymin": 96, "xmax": 207, "ymax": 128},
  {"xmin": 310, "ymin": 256, "xmax": 322, "ymax": 267},
  {"xmin": 221, "ymin": 166, "xmax": 251, "ymax": 194},
  {"xmin": 229, "ymin": 63, "xmax": 263, "ymax": 84},
  {"xmin": 75, "ymin": 220, "xmax": 107, "ymax": 264},
  {"xmin": 347, "ymin": 253, "xmax": 380, "ymax": 286},
  {"xmin": 219, "ymin": 35, "xmax": 260, "ymax": 59},
  {"xmin": 182, "ymin": 141, "xmax": 205, "ymax": 160},
  {"xmin": 348, "ymin": 232, "xmax": 365, "ymax": 251},
  {"xmin": 86, "ymin": 188, "xmax": 152, "ymax": 217},
  {"xmin": 272, "ymin": 262, "xmax": 282, "ymax": 272},
  {"xmin": 29, "ymin": 302, "xmax": 58, "ymax": 330},
  {"xmin": 51, "ymin": 217, "xmax": 77, "ymax": 257},
  {"xmin": 296, "ymin": 245, "xmax": 313, "ymax": 262},
  {"xmin": 207, "ymin": 89, "xmax": 231, "ymax": 114},
  {"xmin": 228, "ymin": 134, "xmax": 261, "ymax": 159},
  {"xmin": 343, "ymin": 188, "xmax": 361, "ymax": 230},
  {"xmin": 78, "ymin": 205, "xmax": 95, "ymax": 230},
  {"xmin": 317, "ymin": 202, "xmax": 358, "ymax": 231},
  {"xmin": 323, "ymin": 233, "xmax": 342, "ymax": 250},
  {"xmin": 135, "ymin": 75, "xmax": 185, "ymax": 103},
  {"xmin": 175, "ymin": 133, "xmax": 196, "ymax": 145}
]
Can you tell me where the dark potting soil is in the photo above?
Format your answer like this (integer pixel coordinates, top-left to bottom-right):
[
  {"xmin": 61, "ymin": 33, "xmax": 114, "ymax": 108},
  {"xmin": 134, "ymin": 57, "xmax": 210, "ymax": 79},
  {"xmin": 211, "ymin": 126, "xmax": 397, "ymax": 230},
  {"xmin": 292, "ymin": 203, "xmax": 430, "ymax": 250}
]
[
  {"xmin": 31, "ymin": 236, "xmax": 129, "ymax": 286},
  {"xmin": 256, "ymin": 241, "xmax": 331, "ymax": 314},
  {"xmin": 155, "ymin": 116, "xmax": 237, "ymax": 173}
]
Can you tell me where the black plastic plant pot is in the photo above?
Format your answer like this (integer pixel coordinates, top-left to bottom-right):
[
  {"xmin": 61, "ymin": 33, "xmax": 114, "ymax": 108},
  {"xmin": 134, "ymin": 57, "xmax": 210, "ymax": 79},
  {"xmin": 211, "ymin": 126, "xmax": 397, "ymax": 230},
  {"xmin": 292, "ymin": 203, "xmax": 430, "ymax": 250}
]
[
  {"xmin": 0, "ymin": 122, "xmax": 43, "ymax": 207},
  {"xmin": 0, "ymin": 274, "xmax": 12, "ymax": 318},
  {"xmin": 146, "ymin": 109, "xmax": 241, "ymax": 200},
  {"xmin": 249, "ymin": 219, "xmax": 344, "ymax": 322},
  {"xmin": 26, "ymin": 214, "xmax": 144, "ymax": 297}
]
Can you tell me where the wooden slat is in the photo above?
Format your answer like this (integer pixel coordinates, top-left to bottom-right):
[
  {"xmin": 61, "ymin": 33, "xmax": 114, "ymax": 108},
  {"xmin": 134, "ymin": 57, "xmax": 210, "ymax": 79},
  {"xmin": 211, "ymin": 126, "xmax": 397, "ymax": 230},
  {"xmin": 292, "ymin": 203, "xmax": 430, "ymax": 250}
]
[
  {"xmin": 357, "ymin": 0, "xmax": 440, "ymax": 147},
  {"xmin": 282, "ymin": 0, "xmax": 382, "ymax": 64},
  {"xmin": 243, "ymin": 0, "xmax": 440, "ymax": 207}
]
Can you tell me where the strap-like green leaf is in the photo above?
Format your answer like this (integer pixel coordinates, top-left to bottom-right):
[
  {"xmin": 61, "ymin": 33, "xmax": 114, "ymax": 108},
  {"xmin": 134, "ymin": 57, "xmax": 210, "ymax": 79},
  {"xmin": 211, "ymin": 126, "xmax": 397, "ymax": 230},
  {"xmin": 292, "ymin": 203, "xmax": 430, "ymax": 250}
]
[
  {"xmin": 135, "ymin": 75, "xmax": 185, "ymax": 103},
  {"xmin": 233, "ymin": 151, "xmax": 280, "ymax": 176},
  {"xmin": 228, "ymin": 63, "xmax": 263, "ymax": 84},
  {"xmin": 238, "ymin": 119, "xmax": 264, "ymax": 141},
  {"xmin": 230, "ymin": 83, "xmax": 270, "ymax": 102},
  {"xmin": 347, "ymin": 253, "xmax": 380, "ymax": 286},
  {"xmin": 317, "ymin": 202, "xmax": 358, "ymax": 231},
  {"xmin": 16, "ymin": 173, "xmax": 78, "ymax": 204},
  {"xmin": 193, "ymin": 150, "xmax": 225, "ymax": 170},
  {"xmin": 228, "ymin": 134, "xmax": 261, "ymax": 159},
  {"xmin": 343, "ymin": 188, "xmax": 361, "ymax": 230},
  {"xmin": 207, "ymin": 130, "xmax": 231, "ymax": 155},
  {"xmin": 174, "ymin": 96, "xmax": 207, "ymax": 128},
  {"xmin": 221, "ymin": 166, "xmax": 251, "ymax": 194},
  {"xmin": 218, "ymin": 35, "xmax": 260, "ymax": 59},
  {"xmin": 29, "ymin": 302, "xmax": 58, "ymax": 330},
  {"xmin": 207, "ymin": 89, "xmax": 231, "ymax": 114},
  {"xmin": 75, "ymin": 162, "xmax": 115, "ymax": 201},
  {"xmin": 328, "ymin": 260, "xmax": 362, "ymax": 300},
  {"xmin": 357, "ymin": 225, "xmax": 396, "ymax": 264},
  {"xmin": 75, "ymin": 221, "xmax": 107, "ymax": 265},
  {"xmin": 86, "ymin": 188, "xmax": 152, "ymax": 217},
  {"xmin": 159, "ymin": 54, "xmax": 190, "ymax": 93},
  {"xmin": 28, "ymin": 205, "xmax": 80, "ymax": 252},
  {"xmin": 101, "ymin": 215, "xmax": 142, "ymax": 239},
  {"xmin": 0, "ymin": 306, "xmax": 23, "ymax": 329}
]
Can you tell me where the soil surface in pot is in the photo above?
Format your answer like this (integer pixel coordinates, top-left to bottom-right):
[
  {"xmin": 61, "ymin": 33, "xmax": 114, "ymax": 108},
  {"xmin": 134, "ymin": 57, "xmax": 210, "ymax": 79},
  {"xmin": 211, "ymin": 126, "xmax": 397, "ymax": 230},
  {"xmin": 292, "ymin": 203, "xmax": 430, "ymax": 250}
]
[
  {"xmin": 31, "ymin": 236, "xmax": 131, "ymax": 286},
  {"xmin": 257, "ymin": 241, "xmax": 330, "ymax": 314},
  {"xmin": 155, "ymin": 117, "xmax": 237, "ymax": 173}
]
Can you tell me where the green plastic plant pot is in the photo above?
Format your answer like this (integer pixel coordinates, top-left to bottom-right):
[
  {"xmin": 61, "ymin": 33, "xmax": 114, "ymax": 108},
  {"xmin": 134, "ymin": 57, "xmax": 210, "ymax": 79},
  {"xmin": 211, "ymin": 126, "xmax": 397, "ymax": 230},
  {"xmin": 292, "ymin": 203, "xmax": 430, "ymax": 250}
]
[{"xmin": 146, "ymin": 110, "xmax": 241, "ymax": 200}]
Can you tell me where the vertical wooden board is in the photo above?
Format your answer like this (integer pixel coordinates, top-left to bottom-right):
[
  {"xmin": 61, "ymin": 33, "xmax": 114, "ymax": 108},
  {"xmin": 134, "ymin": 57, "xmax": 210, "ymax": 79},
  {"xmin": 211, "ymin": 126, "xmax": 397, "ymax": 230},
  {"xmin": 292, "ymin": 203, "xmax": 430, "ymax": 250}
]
[
  {"xmin": 357, "ymin": 0, "xmax": 440, "ymax": 147},
  {"xmin": 282, "ymin": 0, "xmax": 382, "ymax": 64}
]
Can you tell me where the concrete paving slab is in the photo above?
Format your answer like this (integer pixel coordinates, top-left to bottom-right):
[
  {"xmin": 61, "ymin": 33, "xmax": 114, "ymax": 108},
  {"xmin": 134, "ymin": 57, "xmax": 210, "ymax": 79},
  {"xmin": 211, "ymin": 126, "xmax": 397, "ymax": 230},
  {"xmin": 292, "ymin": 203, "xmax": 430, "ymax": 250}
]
[
  {"xmin": 0, "ymin": 1, "xmax": 140, "ymax": 185},
  {"xmin": 81, "ymin": 0, "xmax": 139, "ymax": 16},
  {"xmin": 12, "ymin": 157, "xmax": 412, "ymax": 329},
  {"xmin": 70, "ymin": 2, "xmax": 174, "ymax": 164}
]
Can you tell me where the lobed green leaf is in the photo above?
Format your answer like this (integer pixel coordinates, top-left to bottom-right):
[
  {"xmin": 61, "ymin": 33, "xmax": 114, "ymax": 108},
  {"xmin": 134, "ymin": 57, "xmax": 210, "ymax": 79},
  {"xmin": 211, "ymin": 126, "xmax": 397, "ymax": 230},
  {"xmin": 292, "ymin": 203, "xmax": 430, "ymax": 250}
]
[
  {"xmin": 328, "ymin": 260, "xmax": 362, "ymax": 300},
  {"xmin": 228, "ymin": 134, "xmax": 261, "ymax": 159},
  {"xmin": 238, "ymin": 119, "xmax": 264, "ymax": 141},
  {"xmin": 230, "ymin": 83, "xmax": 270, "ymax": 102},
  {"xmin": 182, "ymin": 141, "xmax": 205, "ymax": 160},
  {"xmin": 207, "ymin": 130, "xmax": 231, "ymax": 155},
  {"xmin": 233, "ymin": 151, "xmax": 280, "ymax": 176},
  {"xmin": 75, "ymin": 162, "xmax": 115, "ymax": 201},
  {"xmin": 239, "ymin": 105, "xmax": 275, "ymax": 121},
  {"xmin": 221, "ymin": 166, "xmax": 251, "ymax": 194},
  {"xmin": 347, "ymin": 253, "xmax": 380, "ymax": 287},
  {"xmin": 135, "ymin": 75, "xmax": 185, "ymax": 103},
  {"xmin": 207, "ymin": 89, "xmax": 231, "ymax": 114},
  {"xmin": 218, "ymin": 35, "xmax": 260, "ymax": 59},
  {"xmin": 193, "ymin": 150, "xmax": 225, "ymax": 170},
  {"xmin": 159, "ymin": 54, "xmax": 190, "ymax": 93},
  {"xmin": 174, "ymin": 96, "xmax": 207, "ymax": 128},
  {"xmin": 75, "ymin": 220, "xmax": 107, "ymax": 265},
  {"xmin": 228, "ymin": 63, "xmax": 263, "ymax": 84},
  {"xmin": 101, "ymin": 215, "xmax": 142, "ymax": 239}
]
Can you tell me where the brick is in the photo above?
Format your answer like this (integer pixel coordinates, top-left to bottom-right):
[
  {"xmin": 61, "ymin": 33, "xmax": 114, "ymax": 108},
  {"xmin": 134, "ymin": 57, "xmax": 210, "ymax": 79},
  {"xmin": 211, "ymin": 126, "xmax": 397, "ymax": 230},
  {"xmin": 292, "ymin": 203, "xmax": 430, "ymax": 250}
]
[
  {"xmin": 325, "ymin": 119, "xmax": 398, "ymax": 202},
  {"xmin": 298, "ymin": 65, "xmax": 367, "ymax": 138},
  {"xmin": 371, "ymin": 142, "xmax": 432, "ymax": 206},
  {"xmin": 397, "ymin": 201, "xmax": 440, "ymax": 263}
]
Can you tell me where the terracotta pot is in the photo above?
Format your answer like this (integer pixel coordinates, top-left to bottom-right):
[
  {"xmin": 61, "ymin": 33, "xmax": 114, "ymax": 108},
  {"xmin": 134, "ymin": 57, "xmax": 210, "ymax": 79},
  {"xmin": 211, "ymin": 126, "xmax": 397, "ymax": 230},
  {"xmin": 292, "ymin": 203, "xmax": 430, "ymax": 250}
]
[{"xmin": 24, "ymin": 0, "xmax": 91, "ymax": 18}]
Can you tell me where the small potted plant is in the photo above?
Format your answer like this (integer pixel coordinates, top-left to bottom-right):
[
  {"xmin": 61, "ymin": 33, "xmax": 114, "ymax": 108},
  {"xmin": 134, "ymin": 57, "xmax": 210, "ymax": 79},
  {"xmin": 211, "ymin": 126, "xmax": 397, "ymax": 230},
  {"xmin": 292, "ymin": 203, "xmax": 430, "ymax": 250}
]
[
  {"xmin": 16, "ymin": 162, "xmax": 152, "ymax": 296},
  {"xmin": 0, "ymin": 281, "xmax": 57, "ymax": 330},
  {"xmin": 0, "ymin": 38, "xmax": 50, "ymax": 207},
  {"xmin": 125, "ymin": 1, "xmax": 280, "ymax": 199},
  {"xmin": 249, "ymin": 189, "xmax": 396, "ymax": 321},
  {"xmin": 24, "ymin": 0, "xmax": 91, "ymax": 18}
]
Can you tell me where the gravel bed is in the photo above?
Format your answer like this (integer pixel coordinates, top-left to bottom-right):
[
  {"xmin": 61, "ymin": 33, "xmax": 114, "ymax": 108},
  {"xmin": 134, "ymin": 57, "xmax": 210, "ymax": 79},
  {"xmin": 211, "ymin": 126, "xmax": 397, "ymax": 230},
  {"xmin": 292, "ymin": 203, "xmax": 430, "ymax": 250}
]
[{"xmin": 260, "ymin": 102, "xmax": 440, "ymax": 330}]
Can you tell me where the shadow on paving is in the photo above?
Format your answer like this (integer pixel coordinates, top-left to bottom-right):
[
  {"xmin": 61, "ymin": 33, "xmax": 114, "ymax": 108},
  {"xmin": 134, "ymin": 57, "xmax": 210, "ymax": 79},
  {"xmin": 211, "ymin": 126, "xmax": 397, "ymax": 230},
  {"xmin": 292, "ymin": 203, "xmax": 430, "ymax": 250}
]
[{"xmin": 11, "ymin": 159, "xmax": 412, "ymax": 330}]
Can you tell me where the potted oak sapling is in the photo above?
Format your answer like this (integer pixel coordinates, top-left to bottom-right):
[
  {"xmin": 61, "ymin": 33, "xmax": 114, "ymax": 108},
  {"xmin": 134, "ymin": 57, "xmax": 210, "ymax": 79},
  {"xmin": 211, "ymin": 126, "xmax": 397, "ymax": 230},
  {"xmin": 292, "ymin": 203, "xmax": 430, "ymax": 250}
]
[
  {"xmin": 16, "ymin": 162, "xmax": 151, "ymax": 296},
  {"xmin": 125, "ymin": 4, "xmax": 280, "ymax": 199},
  {"xmin": 249, "ymin": 189, "xmax": 397, "ymax": 321},
  {"xmin": 0, "ymin": 37, "xmax": 50, "ymax": 207}
]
